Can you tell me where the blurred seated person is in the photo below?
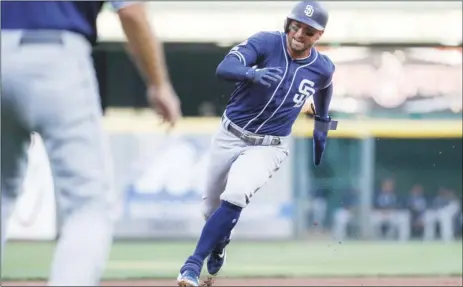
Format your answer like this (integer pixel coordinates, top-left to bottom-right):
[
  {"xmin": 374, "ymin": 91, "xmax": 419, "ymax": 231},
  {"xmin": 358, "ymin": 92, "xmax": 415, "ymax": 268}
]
[
  {"xmin": 457, "ymin": 208, "xmax": 463, "ymax": 239},
  {"xmin": 198, "ymin": 101, "xmax": 217, "ymax": 116},
  {"xmin": 424, "ymin": 187, "xmax": 461, "ymax": 242},
  {"xmin": 309, "ymin": 187, "xmax": 330, "ymax": 231},
  {"xmin": 406, "ymin": 184, "xmax": 427, "ymax": 238},
  {"xmin": 460, "ymin": 198, "xmax": 463, "ymax": 239},
  {"xmin": 332, "ymin": 188, "xmax": 358, "ymax": 241},
  {"xmin": 371, "ymin": 178, "xmax": 410, "ymax": 241}
]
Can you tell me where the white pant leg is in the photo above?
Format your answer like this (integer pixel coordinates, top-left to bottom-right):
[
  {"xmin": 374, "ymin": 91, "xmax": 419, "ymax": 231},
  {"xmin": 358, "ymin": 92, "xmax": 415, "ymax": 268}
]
[
  {"xmin": 1, "ymin": 31, "xmax": 36, "ymax": 265},
  {"xmin": 201, "ymin": 126, "xmax": 245, "ymax": 219},
  {"xmin": 311, "ymin": 198, "xmax": 327, "ymax": 228},
  {"xmin": 219, "ymin": 137, "xmax": 289, "ymax": 208},
  {"xmin": 438, "ymin": 202, "xmax": 460, "ymax": 242},
  {"xmin": 394, "ymin": 210, "xmax": 411, "ymax": 242},
  {"xmin": 424, "ymin": 210, "xmax": 438, "ymax": 241},
  {"xmin": 332, "ymin": 208, "xmax": 352, "ymax": 241},
  {"xmin": 2, "ymin": 30, "xmax": 116, "ymax": 286}
]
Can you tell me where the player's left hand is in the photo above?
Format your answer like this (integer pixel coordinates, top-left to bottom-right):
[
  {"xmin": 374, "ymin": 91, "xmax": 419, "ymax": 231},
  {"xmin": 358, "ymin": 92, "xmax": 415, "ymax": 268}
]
[
  {"xmin": 311, "ymin": 102, "xmax": 338, "ymax": 166},
  {"xmin": 313, "ymin": 130, "xmax": 327, "ymax": 166}
]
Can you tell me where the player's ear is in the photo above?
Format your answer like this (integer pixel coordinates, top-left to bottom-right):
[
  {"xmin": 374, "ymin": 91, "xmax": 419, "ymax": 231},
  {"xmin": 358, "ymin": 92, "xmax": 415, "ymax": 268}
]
[{"xmin": 316, "ymin": 31, "xmax": 324, "ymax": 41}]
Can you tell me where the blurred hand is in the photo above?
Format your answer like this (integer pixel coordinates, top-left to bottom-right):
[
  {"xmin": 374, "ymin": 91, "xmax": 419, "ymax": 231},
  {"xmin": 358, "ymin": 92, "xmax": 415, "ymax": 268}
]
[
  {"xmin": 245, "ymin": 67, "xmax": 283, "ymax": 88},
  {"xmin": 147, "ymin": 83, "xmax": 182, "ymax": 129}
]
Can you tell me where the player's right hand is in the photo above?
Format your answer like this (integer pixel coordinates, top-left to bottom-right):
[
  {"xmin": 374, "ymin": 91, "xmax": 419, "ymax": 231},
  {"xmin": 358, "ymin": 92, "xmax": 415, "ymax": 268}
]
[
  {"xmin": 147, "ymin": 83, "xmax": 182, "ymax": 129},
  {"xmin": 245, "ymin": 67, "xmax": 283, "ymax": 88}
]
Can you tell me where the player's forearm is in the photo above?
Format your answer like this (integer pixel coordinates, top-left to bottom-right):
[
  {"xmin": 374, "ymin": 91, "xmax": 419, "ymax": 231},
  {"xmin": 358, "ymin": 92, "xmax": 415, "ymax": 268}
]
[
  {"xmin": 313, "ymin": 84, "xmax": 333, "ymax": 118},
  {"xmin": 216, "ymin": 56, "xmax": 252, "ymax": 82},
  {"xmin": 118, "ymin": 3, "xmax": 170, "ymax": 86}
]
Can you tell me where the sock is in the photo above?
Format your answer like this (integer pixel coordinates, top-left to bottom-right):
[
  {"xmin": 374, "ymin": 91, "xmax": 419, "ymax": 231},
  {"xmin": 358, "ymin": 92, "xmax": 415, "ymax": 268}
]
[
  {"xmin": 204, "ymin": 211, "xmax": 233, "ymax": 255},
  {"xmin": 181, "ymin": 200, "xmax": 242, "ymax": 275}
]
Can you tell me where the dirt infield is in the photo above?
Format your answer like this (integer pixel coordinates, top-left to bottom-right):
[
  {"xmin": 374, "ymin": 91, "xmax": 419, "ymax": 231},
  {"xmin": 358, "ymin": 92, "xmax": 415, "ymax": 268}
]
[{"xmin": 3, "ymin": 276, "xmax": 462, "ymax": 286}]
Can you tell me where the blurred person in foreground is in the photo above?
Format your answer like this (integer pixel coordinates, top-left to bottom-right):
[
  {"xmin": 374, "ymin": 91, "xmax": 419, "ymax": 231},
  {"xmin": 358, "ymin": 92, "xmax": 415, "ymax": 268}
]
[
  {"xmin": 406, "ymin": 183, "xmax": 427, "ymax": 239},
  {"xmin": 424, "ymin": 187, "xmax": 461, "ymax": 242},
  {"xmin": 370, "ymin": 178, "xmax": 410, "ymax": 241},
  {"xmin": 1, "ymin": 1, "xmax": 181, "ymax": 285},
  {"xmin": 176, "ymin": 1, "xmax": 338, "ymax": 286}
]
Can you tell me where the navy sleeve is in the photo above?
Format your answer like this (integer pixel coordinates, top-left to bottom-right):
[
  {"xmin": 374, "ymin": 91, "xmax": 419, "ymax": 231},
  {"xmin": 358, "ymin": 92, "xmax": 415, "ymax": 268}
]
[
  {"xmin": 226, "ymin": 32, "xmax": 270, "ymax": 67},
  {"xmin": 215, "ymin": 56, "xmax": 251, "ymax": 82},
  {"xmin": 109, "ymin": 1, "xmax": 139, "ymax": 10},
  {"xmin": 322, "ymin": 68, "xmax": 334, "ymax": 89},
  {"xmin": 312, "ymin": 55, "xmax": 335, "ymax": 118},
  {"xmin": 313, "ymin": 82, "xmax": 333, "ymax": 118}
]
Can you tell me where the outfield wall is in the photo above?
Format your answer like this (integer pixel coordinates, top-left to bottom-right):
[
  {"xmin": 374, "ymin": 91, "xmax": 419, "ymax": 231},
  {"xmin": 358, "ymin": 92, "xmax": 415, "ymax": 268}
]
[{"xmin": 6, "ymin": 115, "xmax": 461, "ymax": 241}]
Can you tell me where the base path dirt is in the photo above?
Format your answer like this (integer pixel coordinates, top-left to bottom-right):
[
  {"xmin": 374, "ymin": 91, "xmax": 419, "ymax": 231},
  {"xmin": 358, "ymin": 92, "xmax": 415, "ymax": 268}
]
[{"xmin": 2, "ymin": 277, "xmax": 462, "ymax": 286}]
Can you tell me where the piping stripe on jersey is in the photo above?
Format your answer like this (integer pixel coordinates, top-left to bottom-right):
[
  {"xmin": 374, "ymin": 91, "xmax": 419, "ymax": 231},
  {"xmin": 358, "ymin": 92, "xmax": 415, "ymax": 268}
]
[
  {"xmin": 228, "ymin": 51, "xmax": 247, "ymax": 67},
  {"xmin": 243, "ymin": 33, "xmax": 289, "ymax": 131},
  {"xmin": 255, "ymin": 46, "xmax": 318, "ymax": 133},
  {"xmin": 323, "ymin": 79, "xmax": 332, "ymax": 89}
]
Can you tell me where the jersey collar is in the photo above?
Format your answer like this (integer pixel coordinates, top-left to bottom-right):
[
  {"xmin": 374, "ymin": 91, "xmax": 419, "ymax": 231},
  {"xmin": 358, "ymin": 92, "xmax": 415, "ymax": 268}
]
[{"xmin": 282, "ymin": 32, "xmax": 318, "ymax": 65}]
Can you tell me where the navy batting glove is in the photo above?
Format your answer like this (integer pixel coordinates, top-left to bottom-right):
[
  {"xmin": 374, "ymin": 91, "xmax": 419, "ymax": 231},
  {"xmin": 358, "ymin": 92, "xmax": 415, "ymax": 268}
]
[
  {"xmin": 245, "ymin": 67, "xmax": 283, "ymax": 88},
  {"xmin": 312, "ymin": 113, "xmax": 338, "ymax": 166},
  {"xmin": 313, "ymin": 130, "xmax": 327, "ymax": 166}
]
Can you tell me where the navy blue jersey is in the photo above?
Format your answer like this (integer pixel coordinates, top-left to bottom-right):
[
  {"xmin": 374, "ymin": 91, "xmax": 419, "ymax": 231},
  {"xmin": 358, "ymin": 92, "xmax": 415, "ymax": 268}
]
[
  {"xmin": 1, "ymin": 1, "xmax": 130, "ymax": 45},
  {"xmin": 224, "ymin": 31, "xmax": 335, "ymax": 137},
  {"xmin": 374, "ymin": 191, "xmax": 398, "ymax": 209}
]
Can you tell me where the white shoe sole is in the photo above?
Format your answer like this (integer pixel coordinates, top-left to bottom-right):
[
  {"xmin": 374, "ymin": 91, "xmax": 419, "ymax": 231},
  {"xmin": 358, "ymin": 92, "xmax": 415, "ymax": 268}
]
[{"xmin": 177, "ymin": 273, "xmax": 199, "ymax": 287}]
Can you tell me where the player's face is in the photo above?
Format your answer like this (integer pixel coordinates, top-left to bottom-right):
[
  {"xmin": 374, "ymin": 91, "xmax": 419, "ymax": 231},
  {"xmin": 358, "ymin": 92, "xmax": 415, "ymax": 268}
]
[{"xmin": 287, "ymin": 20, "xmax": 323, "ymax": 57}]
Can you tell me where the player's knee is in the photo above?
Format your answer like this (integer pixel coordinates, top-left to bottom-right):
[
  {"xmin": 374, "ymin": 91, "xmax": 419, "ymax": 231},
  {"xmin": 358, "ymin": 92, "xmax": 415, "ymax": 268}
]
[
  {"xmin": 220, "ymin": 189, "xmax": 252, "ymax": 209},
  {"xmin": 220, "ymin": 178, "xmax": 262, "ymax": 208}
]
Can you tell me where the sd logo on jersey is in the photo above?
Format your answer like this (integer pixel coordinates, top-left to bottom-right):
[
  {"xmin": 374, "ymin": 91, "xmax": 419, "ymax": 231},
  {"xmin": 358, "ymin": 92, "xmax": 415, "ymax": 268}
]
[{"xmin": 293, "ymin": 79, "xmax": 315, "ymax": 108}]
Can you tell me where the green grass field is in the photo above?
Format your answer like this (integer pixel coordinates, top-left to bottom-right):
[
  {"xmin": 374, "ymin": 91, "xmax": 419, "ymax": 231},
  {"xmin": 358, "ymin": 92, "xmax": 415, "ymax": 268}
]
[{"xmin": 2, "ymin": 240, "xmax": 462, "ymax": 280}]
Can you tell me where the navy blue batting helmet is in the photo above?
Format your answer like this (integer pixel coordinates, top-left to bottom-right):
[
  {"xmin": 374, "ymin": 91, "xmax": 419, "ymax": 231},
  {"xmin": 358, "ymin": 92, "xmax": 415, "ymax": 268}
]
[{"xmin": 284, "ymin": 1, "xmax": 329, "ymax": 32}]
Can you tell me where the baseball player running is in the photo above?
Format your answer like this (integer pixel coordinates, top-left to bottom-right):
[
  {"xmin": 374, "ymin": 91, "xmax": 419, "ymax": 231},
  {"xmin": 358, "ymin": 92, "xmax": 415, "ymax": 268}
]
[
  {"xmin": 1, "ymin": 1, "xmax": 181, "ymax": 285},
  {"xmin": 177, "ymin": 1, "xmax": 337, "ymax": 286}
]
